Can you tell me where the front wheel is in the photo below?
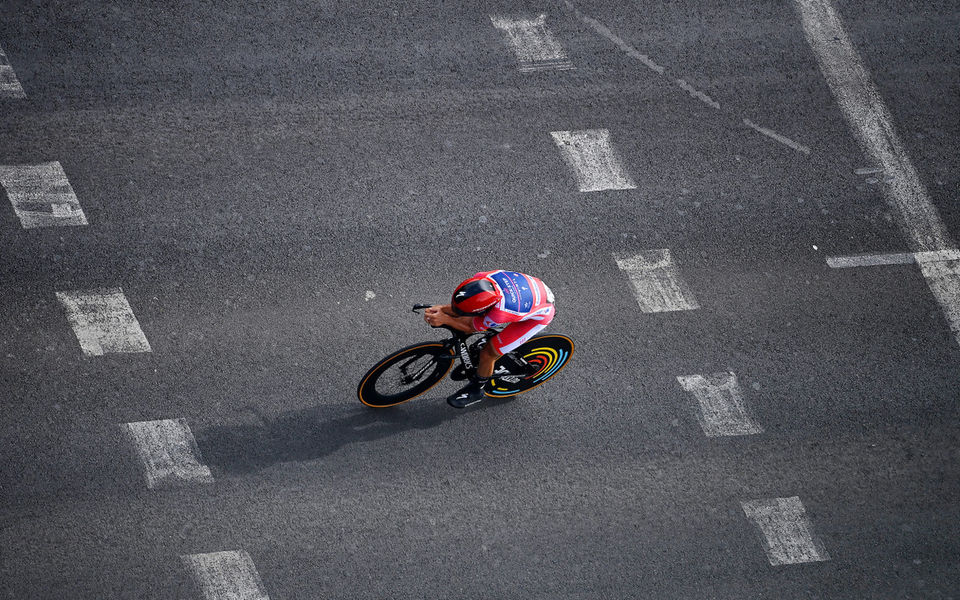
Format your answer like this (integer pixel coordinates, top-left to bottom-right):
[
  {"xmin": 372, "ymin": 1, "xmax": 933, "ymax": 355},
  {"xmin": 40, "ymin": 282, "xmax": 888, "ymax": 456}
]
[
  {"xmin": 486, "ymin": 334, "xmax": 574, "ymax": 398},
  {"xmin": 358, "ymin": 342, "xmax": 455, "ymax": 407}
]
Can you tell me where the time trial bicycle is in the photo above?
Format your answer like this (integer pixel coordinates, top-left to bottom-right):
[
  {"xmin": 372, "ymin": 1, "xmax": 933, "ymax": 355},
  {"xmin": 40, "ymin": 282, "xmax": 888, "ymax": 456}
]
[{"xmin": 357, "ymin": 304, "xmax": 574, "ymax": 408}]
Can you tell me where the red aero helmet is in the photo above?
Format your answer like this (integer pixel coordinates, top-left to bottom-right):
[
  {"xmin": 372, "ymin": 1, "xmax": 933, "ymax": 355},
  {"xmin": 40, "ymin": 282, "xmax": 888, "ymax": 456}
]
[{"xmin": 451, "ymin": 275, "xmax": 502, "ymax": 315}]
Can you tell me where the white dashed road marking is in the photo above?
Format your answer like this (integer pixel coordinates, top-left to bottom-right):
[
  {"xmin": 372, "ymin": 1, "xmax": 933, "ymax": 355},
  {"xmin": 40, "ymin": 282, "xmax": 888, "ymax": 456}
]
[
  {"xmin": 550, "ymin": 129, "xmax": 636, "ymax": 192},
  {"xmin": 741, "ymin": 118, "xmax": 812, "ymax": 155},
  {"xmin": 0, "ymin": 44, "xmax": 26, "ymax": 99},
  {"xmin": 181, "ymin": 551, "xmax": 270, "ymax": 600},
  {"xmin": 741, "ymin": 496, "xmax": 831, "ymax": 566},
  {"xmin": 615, "ymin": 250, "xmax": 700, "ymax": 313},
  {"xmin": 795, "ymin": 0, "xmax": 953, "ymax": 252},
  {"xmin": 0, "ymin": 161, "xmax": 88, "ymax": 228},
  {"xmin": 676, "ymin": 372, "xmax": 763, "ymax": 437},
  {"xmin": 489, "ymin": 14, "xmax": 574, "ymax": 73},
  {"xmin": 826, "ymin": 249, "xmax": 960, "ymax": 269},
  {"xmin": 56, "ymin": 288, "xmax": 152, "ymax": 356},
  {"xmin": 559, "ymin": 0, "xmax": 810, "ymax": 154},
  {"xmin": 122, "ymin": 419, "xmax": 213, "ymax": 489}
]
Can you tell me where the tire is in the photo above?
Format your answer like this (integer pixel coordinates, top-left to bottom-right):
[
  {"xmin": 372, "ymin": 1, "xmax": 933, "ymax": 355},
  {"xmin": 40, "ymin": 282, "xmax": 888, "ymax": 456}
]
[
  {"xmin": 486, "ymin": 334, "xmax": 574, "ymax": 398},
  {"xmin": 357, "ymin": 342, "xmax": 455, "ymax": 407}
]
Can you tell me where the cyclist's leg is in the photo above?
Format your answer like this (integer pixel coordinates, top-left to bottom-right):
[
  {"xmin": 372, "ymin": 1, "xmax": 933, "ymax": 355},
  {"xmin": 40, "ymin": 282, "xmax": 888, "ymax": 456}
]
[
  {"xmin": 451, "ymin": 308, "xmax": 556, "ymax": 407},
  {"xmin": 490, "ymin": 305, "xmax": 556, "ymax": 356}
]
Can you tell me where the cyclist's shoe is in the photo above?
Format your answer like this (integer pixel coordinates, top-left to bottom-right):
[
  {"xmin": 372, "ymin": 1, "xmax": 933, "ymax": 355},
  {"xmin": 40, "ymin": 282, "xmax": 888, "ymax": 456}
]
[
  {"xmin": 491, "ymin": 365, "xmax": 521, "ymax": 384},
  {"xmin": 447, "ymin": 377, "xmax": 487, "ymax": 409}
]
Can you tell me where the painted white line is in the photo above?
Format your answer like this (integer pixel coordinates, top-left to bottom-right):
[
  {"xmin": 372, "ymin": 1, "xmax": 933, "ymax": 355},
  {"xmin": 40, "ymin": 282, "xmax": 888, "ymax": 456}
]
[
  {"xmin": 827, "ymin": 252, "xmax": 915, "ymax": 268},
  {"xmin": 0, "ymin": 161, "xmax": 87, "ymax": 228},
  {"xmin": 556, "ymin": 1, "xmax": 665, "ymax": 74},
  {"xmin": 614, "ymin": 249, "xmax": 700, "ymax": 312},
  {"xmin": 742, "ymin": 119, "xmax": 811, "ymax": 155},
  {"xmin": 0, "ymin": 45, "xmax": 26, "ymax": 99},
  {"xmin": 55, "ymin": 288, "xmax": 152, "ymax": 356},
  {"xmin": 676, "ymin": 372, "xmax": 763, "ymax": 437},
  {"xmin": 122, "ymin": 419, "xmax": 213, "ymax": 489},
  {"xmin": 826, "ymin": 249, "xmax": 960, "ymax": 268},
  {"xmin": 795, "ymin": 0, "xmax": 954, "ymax": 252},
  {"xmin": 741, "ymin": 496, "xmax": 831, "ymax": 566},
  {"xmin": 559, "ymin": 0, "xmax": 809, "ymax": 155},
  {"xmin": 181, "ymin": 551, "xmax": 269, "ymax": 600},
  {"xmin": 912, "ymin": 250, "xmax": 960, "ymax": 264},
  {"xmin": 550, "ymin": 129, "xmax": 636, "ymax": 192},
  {"xmin": 675, "ymin": 78, "xmax": 720, "ymax": 109},
  {"xmin": 489, "ymin": 14, "xmax": 574, "ymax": 73},
  {"xmin": 918, "ymin": 259, "xmax": 960, "ymax": 344}
]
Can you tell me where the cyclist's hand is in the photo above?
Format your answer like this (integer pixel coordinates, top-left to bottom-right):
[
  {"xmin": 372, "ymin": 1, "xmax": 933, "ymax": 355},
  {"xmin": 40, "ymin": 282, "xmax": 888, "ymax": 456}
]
[{"xmin": 424, "ymin": 305, "xmax": 446, "ymax": 327}]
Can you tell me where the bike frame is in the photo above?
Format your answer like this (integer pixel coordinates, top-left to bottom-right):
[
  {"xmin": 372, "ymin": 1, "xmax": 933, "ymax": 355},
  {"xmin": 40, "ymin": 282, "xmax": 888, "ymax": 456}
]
[
  {"xmin": 411, "ymin": 303, "xmax": 533, "ymax": 379},
  {"xmin": 412, "ymin": 303, "xmax": 486, "ymax": 375}
]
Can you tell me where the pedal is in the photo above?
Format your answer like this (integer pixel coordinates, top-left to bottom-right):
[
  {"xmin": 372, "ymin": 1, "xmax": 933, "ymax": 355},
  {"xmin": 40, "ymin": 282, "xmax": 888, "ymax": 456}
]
[{"xmin": 450, "ymin": 365, "xmax": 467, "ymax": 381}]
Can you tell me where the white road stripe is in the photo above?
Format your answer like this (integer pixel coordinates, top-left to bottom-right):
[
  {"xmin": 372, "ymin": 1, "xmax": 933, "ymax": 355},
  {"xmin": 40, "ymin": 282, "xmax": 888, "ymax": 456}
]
[
  {"xmin": 827, "ymin": 252, "xmax": 916, "ymax": 268},
  {"xmin": 550, "ymin": 129, "xmax": 636, "ymax": 192},
  {"xmin": 181, "ymin": 551, "xmax": 269, "ymax": 600},
  {"xmin": 675, "ymin": 77, "xmax": 720, "ymax": 109},
  {"xmin": 559, "ymin": 1, "xmax": 664, "ymax": 73},
  {"xmin": 676, "ymin": 372, "xmax": 763, "ymax": 437},
  {"xmin": 122, "ymin": 419, "xmax": 213, "ymax": 489},
  {"xmin": 741, "ymin": 496, "xmax": 831, "ymax": 566},
  {"xmin": 826, "ymin": 249, "xmax": 960, "ymax": 268},
  {"xmin": 0, "ymin": 45, "xmax": 26, "ymax": 99},
  {"xmin": 489, "ymin": 14, "xmax": 574, "ymax": 73},
  {"xmin": 795, "ymin": 0, "xmax": 954, "ymax": 252},
  {"xmin": 742, "ymin": 119, "xmax": 812, "ymax": 155},
  {"xmin": 614, "ymin": 249, "xmax": 700, "ymax": 312},
  {"xmin": 55, "ymin": 288, "xmax": 152, "ymax": 356},
  {"xmin": 0, "ymin": 161, "xmax": 87, "ymax": 228},
  {"xmin": 560, "ymin": 0, "xmax": 810, "ymax": 155}
]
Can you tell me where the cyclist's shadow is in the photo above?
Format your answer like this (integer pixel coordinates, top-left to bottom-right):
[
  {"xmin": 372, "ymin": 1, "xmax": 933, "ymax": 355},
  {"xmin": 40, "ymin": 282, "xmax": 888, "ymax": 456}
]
[{"xmin": 197, "ymin": 395, "xmax": 510, "ymax": 475}]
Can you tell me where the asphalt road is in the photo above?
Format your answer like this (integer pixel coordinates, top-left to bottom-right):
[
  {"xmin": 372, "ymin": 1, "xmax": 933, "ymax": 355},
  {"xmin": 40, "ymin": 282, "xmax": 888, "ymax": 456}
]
[{"xmin": 1, "ymin": 0, "xmax": 958, "ymax": 598}]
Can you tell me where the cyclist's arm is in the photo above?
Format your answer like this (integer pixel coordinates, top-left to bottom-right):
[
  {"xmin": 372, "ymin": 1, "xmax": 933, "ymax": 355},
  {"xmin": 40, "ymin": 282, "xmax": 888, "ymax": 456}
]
[
  {"xmin": 445, "ymin": 315, "xmax": 480, "ymax": 334},
  {"xmin": 436, "ymin": 304, "xmax": 480, "ymax": 333}
]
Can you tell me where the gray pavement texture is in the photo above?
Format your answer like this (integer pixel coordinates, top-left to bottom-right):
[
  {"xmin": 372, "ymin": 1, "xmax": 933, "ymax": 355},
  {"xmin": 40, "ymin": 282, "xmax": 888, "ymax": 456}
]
[{"xmin": 1, "ymin": 0, "xmax": 958, "ymax": 598}]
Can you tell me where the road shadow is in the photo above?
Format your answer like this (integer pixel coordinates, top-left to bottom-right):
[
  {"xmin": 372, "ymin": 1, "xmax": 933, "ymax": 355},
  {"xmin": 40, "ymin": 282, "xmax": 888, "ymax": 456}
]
[{"xmin": 196, "ymin": 395, "xmax": 513, "ymax": 474}]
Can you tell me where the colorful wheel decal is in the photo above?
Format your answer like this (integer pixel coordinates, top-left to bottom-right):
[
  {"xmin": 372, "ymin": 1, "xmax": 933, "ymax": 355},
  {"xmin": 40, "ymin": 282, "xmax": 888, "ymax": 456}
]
[
  {"xmin": 531, "ymin": 347, "xmax": 568, "ymax": 382},
  {"xmin": 486, "ymin": 345, "xmax": 570, "ymax": 395}
]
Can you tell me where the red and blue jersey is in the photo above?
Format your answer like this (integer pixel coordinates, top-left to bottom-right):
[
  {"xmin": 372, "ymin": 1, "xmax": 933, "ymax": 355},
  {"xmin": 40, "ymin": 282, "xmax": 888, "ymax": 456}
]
[{"xmin": 471, "ymin": 270, "xmax": 555, "ymax": 332}]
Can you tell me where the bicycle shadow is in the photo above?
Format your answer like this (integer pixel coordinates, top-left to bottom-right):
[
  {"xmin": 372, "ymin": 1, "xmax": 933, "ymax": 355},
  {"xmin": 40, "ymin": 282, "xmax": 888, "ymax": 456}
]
[{"xmin": 196, "ymin": 395, "xmax": 513, "ymax": 475}]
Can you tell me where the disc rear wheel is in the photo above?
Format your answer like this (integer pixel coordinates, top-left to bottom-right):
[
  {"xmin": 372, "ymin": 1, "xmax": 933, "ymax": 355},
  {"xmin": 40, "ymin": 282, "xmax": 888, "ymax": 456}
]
[{"xmin": 486, "ymin": 334, "xmax": 574, "ymax": 398}]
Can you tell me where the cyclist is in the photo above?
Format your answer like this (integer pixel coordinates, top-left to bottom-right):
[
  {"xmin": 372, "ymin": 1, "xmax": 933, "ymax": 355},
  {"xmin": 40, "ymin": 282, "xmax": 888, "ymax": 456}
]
[{"xmin": 424, "ymin": 270, "xmax": 555, "ymax": 408}]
